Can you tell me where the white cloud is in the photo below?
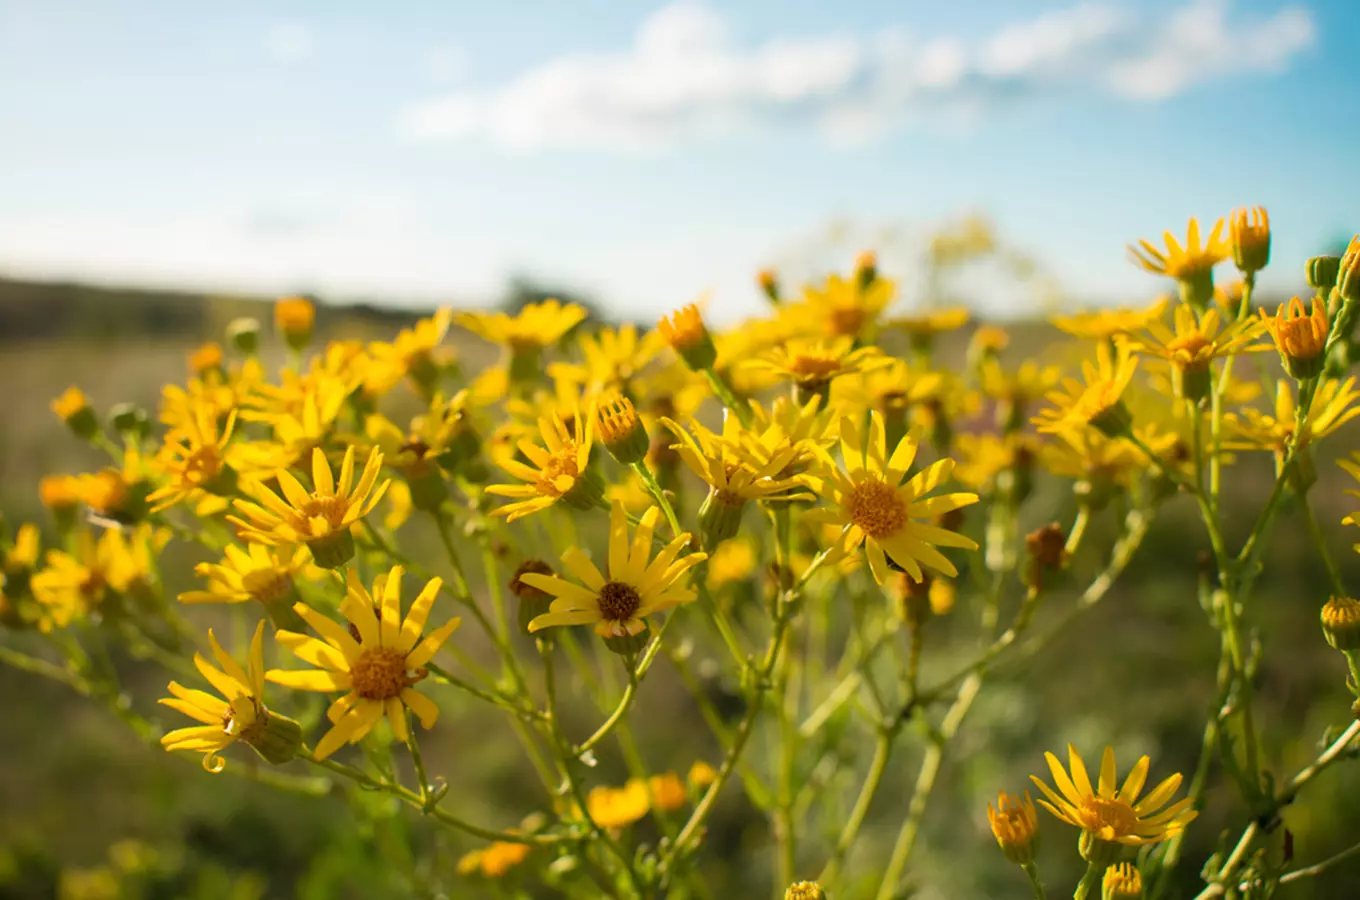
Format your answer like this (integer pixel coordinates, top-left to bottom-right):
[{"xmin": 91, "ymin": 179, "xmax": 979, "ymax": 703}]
[
  {"xmin": 397, "ymin": 0, "xmax": 1315, "ymax": 151},
  {"xmin": 265, "ymin": 23, "xmax": 314, "ymax": 63}
]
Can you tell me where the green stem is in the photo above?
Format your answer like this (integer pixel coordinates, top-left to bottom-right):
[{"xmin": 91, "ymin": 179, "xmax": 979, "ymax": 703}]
[
  {"xmin": 573, "ymin": 665, "xmax": 639, "ymax": 756},
  {"xmin": 819, "ymin": 728, "xmax": 897, "ymax": 887},
  {"xmin": 632, "ymin": 461, "xmax": 684, "ymax": 540},
  {"xmin": 1073, "ymin": 861, "xmax": 1105, "ymax": 900},
  {"xmin": 702, "ymin": 367, "xmax": 752, "ymax": 427},
  {"xmin": 1024, "ymin": 862, "xmax": 1048, "ymax": 900},
  {"xmin": 1301, "ymin": 491, "xmax": 1347, "ymax": 597}
]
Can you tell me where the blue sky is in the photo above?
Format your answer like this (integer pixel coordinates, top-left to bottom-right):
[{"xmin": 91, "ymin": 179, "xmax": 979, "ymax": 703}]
[{"xmin": 1, "ymin": 0, "xmax": 1356, "ymax": 322}]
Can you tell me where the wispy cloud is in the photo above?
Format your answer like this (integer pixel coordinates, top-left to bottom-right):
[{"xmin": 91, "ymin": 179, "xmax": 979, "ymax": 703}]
[{"xmin": 397, "ymin": 0, "xmax": 1314, "ymax": 151}]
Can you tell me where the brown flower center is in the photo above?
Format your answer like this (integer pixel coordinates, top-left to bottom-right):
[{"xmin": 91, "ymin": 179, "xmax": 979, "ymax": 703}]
[
  {"xmin": 828, "ymin": 306, "xmax": 867, "ymax": 337},
  {"xmin": 846, "ymin": 477, "xmax": 908, "ymax": 539},
  {"xmin": 789, "ymin": 355, "xmax": 842, "ymax": 383},
  {"xmin": 598, "ymin": 581, "xmax": 642, "ymax": 621},
  {"xmin": 350, "ymin": 647, "xmax": 415, "ymax": 700}
]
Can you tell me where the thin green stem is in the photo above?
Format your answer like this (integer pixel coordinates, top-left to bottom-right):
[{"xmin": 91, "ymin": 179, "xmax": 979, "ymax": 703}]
[
  {"xmin": 1072, "ymin": 861, "xmax": 1105, "ymax": 900},
  {"xmin": 702, "ymin": 367, "xmax": 752, "ymax": 427},
  {"xmin": 1301, "ymin": 491, "xmax": 1347, "ymax": 597},
  {"xmin": 819, "ymin": 728, "xmax": 897, "ymax": 887},
  {"xmin": 1024, "ymin": 862, "xmax": 1048, "ymax": 900}
]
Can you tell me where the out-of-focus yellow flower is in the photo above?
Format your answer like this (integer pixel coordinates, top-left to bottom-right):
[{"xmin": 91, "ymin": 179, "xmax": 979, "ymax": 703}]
[
  {"xmin": 757, "ymin": 267, "xmax": 780, "ymax": 302},
  {"xmin": 70, "ymin": 447, "xmax": 151, "ymax": 525},
  {"xmin": 980, "ymin": 359, "xmax": 1062, "ymax": 431},
  {"xmin": 658, "ymin": 302, "xmax": 718, "ymax": 370},
  {"xmin": 520, "ymin": 502, "xmax": 706, "ymax": 640},
  {"xmin": 270, "ymin": 566, "xmax": 460, "ymax": 760},
  {"xmin": 40, "ymin": 474, "xmax": 81, "ymax": 512},
  {"xmin": 586, "ymin": 780, "xmax": 651, "ymax": 829},
  {"xmin": 954, "ymin": 432, "xmax": 1038, "ymax": 494},
  {"xmin": 274, "ymin": 297, "xmax": 316, "ymax": 354},
  {"xmin": 551, "ymin": 324, "xmax": 668, "ymax": 397},
  {"xmin": 179, "ymin": 543, "xmax": 310, "ymax": 617},
  {"xmin": 1128, "ymin": 217, "xmax": 1230, "ymax": 307},
  {"xmin": 236, "ymin": 369, "xmax": 353, "ymax": 473},
  {"xmin": 805, "ymin": 413, "xmax": 978, "ymax": 584},
  {"xmin": 31, "ymin": 526, "xmax": 162, "ymax": 629},
  {"xmin": 987, "ymin": 790, "xmax": 1039, "ymax": 864},
  {"xmin": 887, "ymin": 307, "xmax": 970, "ymax": 340},
  {"xmin": 1259, "ymin": 296, "xmax": 1328, "ymax": 380},
  {"xmin": 928, "ymin": 214, "xmax": 997, "ymax": 265},
  {"xmin": 1123, "ymin": 305, "xmax": 1264, "ymax": 401},
  {"xmin": 459, "ymin": 840, "xmax": 532, "ymax": 878},
  {"xmin": 1338, "ymin": 455, "xmax": 1360, "ymax": 530},
  {"xmin": 1103, "ymin": 862, "xmax": 1144, "ymax": 899},
  {"xmin": 1033, "ymin": 342, "xmax": 1138, "ymax": 438},
  {"xmin": 1031, "ymin": 744, "xmax": 1196, "ymax": 852},
  {"xmin": 4, "ymin": 523, "xmax": 41, "ymax": 574},
  {"xmin": 229, "ymin": 446, "xmax": 389, "ymax": 568},
  {"xmin": 783, "ymin": 272, "xmax": 897, "ymax": 340},
  {"xmin": 747, "ymin": 336, "xmax": 890, "ymax": 399},
  {"xmin": 147, "ymin": 405, "xmax": 239, "ymax": 512},
  {"xmin": 707, "ymin": 539, "xmax": 758, "ymax": 589},
  {"xmin": 832, "ymin": 359, "xmax": 945, "ymax": 419},
  {"xmin": 1229, "ymin": 206, "xmax": 1271, "ymax": 274},
  {"xmin": 456, "ymin": 299, "xmax": 586, "ymax": 352},
  {"xmin": 52, "ymin": 386, "xmax": 99, "ymax": 440},
  {"xmin": 160, "ymin": 622, "xmax": 301, "ymax": 771},
  {"xmin": 1225, "ymin": 377, "xmax": 1360, "ymax": 466},
  {"xmin": 188, "ymin": 342, "xmax": 224, "ymax": 375},
  {"xmin": 1040, "ymin": 426, "xmax": 1176, "ymax": 498},
  {"xmin": 58, "ymin": 867, "xmax": 119, "ymax": 900},
  {"xmin": 1051, "ymin": 298, "xmax": 1169, "ymax": 341},
  {"xmin": 644, "ymin": 772, "xmax": 687, "ymax": 812},
  {"xmin": 688, "ymin": 760, "xmax": 719, "ymax": 788},
  {"xmin": 784, "ymin": 880, "xmax": 827, "ymax": 900},
  {"xmin": 487, "ymin": 407, "xmax": 603, "ymax": 521},
  {"xmin": 367, "ymin": 308, "xmax": 455, "ymax": 395}
]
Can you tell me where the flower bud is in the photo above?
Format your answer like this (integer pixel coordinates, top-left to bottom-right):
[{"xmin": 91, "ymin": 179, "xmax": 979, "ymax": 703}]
[
  {"xmin": 561, "ymin": 466, "xmax": 608, "ymax": 512},
  {"xmin": 188, "ymin": 342, "xmax": 224, "ymax": 376},
  {"xmin": 1322, "ymin": 596, "xmax": 1360, "ymax": 651},
  {"xmin": 510, "ymin": 558, "xmax": 556, "ymax": 635},
  {"xmin": 603, "ymin": 621, "xmax": 650, "ymax": 657},
  {"xmin": 1079, "ymin": 830, "xmax": 1124, "ymax": 867},
  {"xmin": 1229, "ymin": 206, "xmax": 1270, "ymax": 274},
  {"xmin": 306, "ymin": 529, "xmax": 356, "ymax": 570},
  {"xmin": 855, "ymin": 249, "xmax": 878, "ymax": 288},
  {"xmin": 242, "ymin": 710, "xmax": 304, "ymax": 765},
  {"xmin": 275, "ymin": 296, "xmax": 315, "ymax": 350},
  {"xmin": 758, "ymin": 268, "xmax": 781, "ymax": 304},
  {"xmin": 1308, "ymin": 256, "xmax": 1341, "ymax": 293},
  {"xmin": 1260, "ymin": 297, "xmax": 1328, "ymax": 381},
  {"xmin": 1024, "ymin": 523, "xmax": 1067, "ymax": 588},
  {"xmin": 1102, "ymin": 862, "xmax": 1143, "ymax": 900},
  {"xmin": 1339, "ymin": 236, "xmax": 1360, "ymax": 304},
  {"xmin": 226, "ymin": 317, "xmax": 261, "ymax": 355},
  {"xmin": 597, "ymin": 396, "xmax": 649, "ymax": 465},
  {"xmin": 785, "ymin": 882, "xmax": 826, "ymax": 900},
  {"xmin": 1089, "ymin": 399, "xmax": 1133, "ymax": 439},
  {"xmin": 406, "ymin": 463, "xmax": 449, "ymax": 513},
  {"xmin": 687, "ymin": 760, "xmax": 718, "ymax": 789},
  {"xmin": 39, "ymin": 475, "xmax": 80, "ymax": 532},
  {"xmin": 658, "ymin": 304, "xmax": 718, "ymax": 372},
  {"xmin": 107, "ymin": 403, "xmax": 151, "ymax": 441},
  {"xmin": 988, "ymin": 791, "xmax": 1040, "ymax": 865},
  {"xmin": 52, "ymin": 387, "xmax": 98, "ymax": 441}
]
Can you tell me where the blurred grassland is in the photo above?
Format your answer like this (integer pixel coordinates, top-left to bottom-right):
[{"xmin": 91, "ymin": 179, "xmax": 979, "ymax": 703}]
[{"xmin": 3, "ymin": 279, "xmax": 1360, "ymax": 898}]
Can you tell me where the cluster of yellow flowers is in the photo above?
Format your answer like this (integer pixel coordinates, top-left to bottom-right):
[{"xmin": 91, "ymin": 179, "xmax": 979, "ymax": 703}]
[{"xmin": 4, "ymin": 206, "xmax": 1360, "ymax": 899}]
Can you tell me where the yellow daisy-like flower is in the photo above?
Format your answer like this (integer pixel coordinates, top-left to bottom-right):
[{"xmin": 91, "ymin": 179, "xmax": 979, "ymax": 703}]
[
  {"xmin": 1128, "ymin": 217, "xmax": 1230, "ymax": 306},
  {"xmin": 805, "ymin": 412, "xmax": 979, "ymax": 584},
  {"xmin": 1051, "ymin": 298, "xmax": 1170, "ymax": 341},
  {"xmin": 51, "ymin": 385, "xmax": 92, "ymax": 423},
  {"xmin": 662, "ymin": 415, "xmax": 811, "ymax": 503},
  {"xmin": 551, "ymin": 324, "xmax": 668, "ymax": 397},
  {"xmin": 268, "ymin": 567, "xmax": 460, "ymax": 760},
  {"xmin": 887, "ymin": 306, "xmax": 970, "ymax": 338},
  {"xmin": 1031, "ymin": 744, "xmax": 1196, "ymax": 848},
  {"xmin": 832, "ymin": 359, "xmax": 947, "ymax": 420},
  {"xmin": 487, "ymin": 407, "xmax": 603, "ymax": 521},
  {"xmin": 953, "ymin": 432, "xmax": 1039, "ymax": 493},
  {"xmin": 367, "ymin": 308, "xmax": 455, "ymax": 395},
  {"xmin": 783, "ymin": 272, "xmax": 897, "ymax": 340},
  {"xmin": 1259, "ymin": 296, "xmax": 1329, "ymax": 380},
  {"xmin": 31, "ymin": 526, "xmax": 162, "ymax": 629},
  {"xmin": 228, "ymin": 446, "xmax": 390, "ymax": 569},
  {"xmin": 1033, "ymin": 342, "xmax": 1139, "ymax": 438},
  {"xmin": 1040, "ymin": 425, "xmax": 1177, "ymax": 491},
  {"xmin": 1123, "ymin": 305, "xmax": 1265, "ymax": 401},
  {"xmin": 586, "ymin": 780, "xmax": 652, "ymax": 829},
  {"xmin": 746, "ymin": 336, "xmax": 890, "ymax": 398},
  {"xmin": 146, "ymin": 405, "xmax": 239, "ymax": 512},
  {"xmin": 159, "ymin": 622, "xmax": 300, "ymax": 772},
  {"xmin": 520, "ymin": 502, "xmax": 706, "ymax": 638},
  {"xmin": 179, "ymin": 544, "xmax": 311, "ymax": 627},
  {"xmin": 275, "ymin": 296, "xmax": 316, "ymax": 346},
  {"xmin": 455, "ymin": 299, "xmax": 587, "ymax": 351},
  {"xmin": 1225, "ymin": 377, "xmax": 1360, "ymax": 466}
]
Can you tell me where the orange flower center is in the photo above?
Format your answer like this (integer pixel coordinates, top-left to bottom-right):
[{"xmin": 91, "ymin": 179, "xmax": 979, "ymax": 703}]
[
  {"xmin": 1075, "ymin": 795, "xmax": 1138, "ymax": 840},
  {"xmin": 598, "ymin": 581, "xmax": 642, "ymax": 621},
  {"xmin": 350, "ymin": 647, "xmax": 415, "ymax": 700},
  {"xmin": 179, "ymin": 446, "xmax": 223, "ymax": 485},
  {"xmin": 846, "ymin": 477, "xmax": 908, "ymax": 539},
  {"xmin": 828, "ymin": 306, "xmax": 867, "ymax": 337},
  {"xmin": 789, "ymin": 355, "xmax": 842, "ymax": 382},
  {"xmin": 1167, "ymin": 332, "xmax": 1212, "ymax": 361},
  {"xmin": 300, "ymin": 493, "xmax": 349, "ymax": 528},
  {"xmin": 534, "ymin": 447, "xmax": 581, "ymax": 498}
]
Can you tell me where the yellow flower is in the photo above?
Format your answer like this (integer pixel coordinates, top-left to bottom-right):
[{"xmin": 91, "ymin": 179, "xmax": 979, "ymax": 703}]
[
  {"xmin": 832, "ymin": 359, "xmax": 946, "ymax": 419},
  {"xmin": 188, "ymin": 342, "xmax": 224, "ymax": 374},
  {"xmin": 4, "ymin": 523, "xmax": 41, "ymax": 574},
  {"xmin": 52, "ymin": 386, "xmax": 92, "ymax": 422},
  {"xmin": 987, "ymin": 790, "xmax": 1040, "ymax": 864},
  {"xmin": 455, "ymin": 299, "xmax": 586, "ymax": 351},
  {"xmin": 658, "ymin": 302, "xmax": 718, "ymax": 370},
  {"xmin": 160, "ymin": 622, "xmax": 301, "ymax": 771},
  {"xmin": 953, "ymin": 432, "xmax": 1038, "ymax": 493},
  {"xmin": 662, "ymin": 415, "xmax": 811, "ymax": 504},
  {"xmin": 235, "ymin": 368, "xmax": 353, "ymax": 473},
  {"xmin": 228, "ymin": 446, "xmax": 390, "ymax": 569},
  {"xmin": 1040, "ymin": 426, "xmax": 1176, "ymax": 492},
  {"xmin": 746, "ymin": 336, "xmax": 890, "ymax": 398},
  {"xmin": 783, "ymin": 272, "xmax": 897, "ymax": 340},
  {"xmin": 146, "ymin": 406, "xmax": 239, "ymax": 512},
  {"xmin": 460, "ymin": 840, "xmax": 532, "ymax": 878},
  {"xmin": 586, "ymin": 780, "xmax": 651, "ymax": 829},
  {"xmin": 596, "ymin": 394, "xmax": 649, "ymax": 465},
  {"xmin": 1033, "ymin": 342, "xmax": 1139, "ymax": 438},
  {"xmin": 275, "ymin": 296, "xmax": 316, "ymax": 343},
  {"xmin": 1338, "ymin": 455, "xmax": 1360, "ymax": 530},
  {"xmin": 887, "ymin": 307, "xmax": 970, "ymax": 338},
  {"xmin": 40, "ymin": 474, "xmax": 82, "ymax": 512},
  {"xmin": 269, "ymin": 567, "xmax": 460, "ymax": 760},
  {"xmin": 1259, "ymin": 296, "xmax": 1328, "ymax": 379},
  {"xmin": 179, "ymin": 543, "xmax": 310, "ymax": 610},
  {"xmin": 1229, "ymin": 206, "xmax": 1271, "ymax": 274},
  {"xmin": 1225, "ymin": 377, "xmax": 1360, "ymax": 465},
  {"xmin": 1123, "ymin": 305, "xmax": 1264, "ymax": 401},
  {"xmin": 1051, "ymin": 298, "xmax": 1169, "ymax": 340},
  {"xmin": 31, "ymin": 527, "xmax": 161, "ymax": 629},
  {"xmin": 551, "ymin": 323, "xmax": 668, "ymax": 397},
  {"xmin": 805, "ymin": 412, "xmax": 979, "ymax": 584},
  {"xmin": 1128, "ymin": 217, "xmax": 1230, "ymax": 306},
  {"xmin": 487, "ymin": 407, "xmax": 603, "ymax": 521},
  {"xmin": 688, "ymin": 760, "xmax": 719, "ymax": 788},
  {"xmin": 785, "ymin": 881, "xmax": 827, "ymax": 900},
  {"xmin": 1103, "ymin": 862, "xmax": 1144, "ymax": 899},
  {"xmin": 707, "ymin": 539, "xmax": 758, "ymax": 590},
  {"xmin": 520, "ymin": 502, "xmax": 706, "ymax": 638},
  {"xmin": 367, "ymin": 308, "xmax": 454, "ymax": 395},
  {"xmin": 643, "ymin": 772, "xmax": 687, "ymax": 812},
  {"xmin": 1030, "ymin": 744, "xmax": 1196, "ymax": 848}
]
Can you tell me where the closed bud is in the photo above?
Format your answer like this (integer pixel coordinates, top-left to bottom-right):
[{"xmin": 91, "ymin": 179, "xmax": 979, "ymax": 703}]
[
  {"xmin": 188, "ymin": 342, "xmax": 224, "ymax": 376},
  {"xmin": 758, "ymin": 268, "xmax": 781, "ymax": 304},
  {"xmin": 658, "ymin": 304, "xmax": 717, "ymax": 372},
  {"xmin": 511, "ymin": 559, "xmax": 556, "ymax": 635},
  {"xmin": 697, "ymin": 487, "xmax": 746, "ymax": 549},
  {"xmin": 1229, "ymin": 206, "xmax": 1270, "ymax": 274},
  {"xmin": 603, "ymin": 621, "xmax": 650, "ymax": 657},
  {"xmin": 226, "ymin": 317, "xmax": 261, "ymax": 355},
  {"xmin": 597, "ymin": 396, "xmax": 649, "ymax": 465},
  {"xmin": 241, "ymin": 709, "xmax": 304, "ymax": 765},
  {"xmin": 306, "ymin": 529, "xmax": 356, "ymax": 570},
  {"xmin": 1260, "ymin": 297, "xmax": 1328, "ymax": 381},
  {"xmin": 1024, "ymin": 523, "xmax": 1067, "ymax": 588},
  {"xmin": 988, "ymin": 791, "xmax": 1040, "ymax": 865},
  {"xmin": 1339, "ymin": 236, "xmax": 1360, "ymax": 302},
  {"xmin": 785, "ymin": 882, "xmax": 827, "ymax": 900},
  {"xmin": 1309, "ymin": 256, "xmax": 1341, "ymax": 293},
  {"xmin": 107, "ymin": 402, "xmax": 151, "ymax": 440},
  {"xmin": 1322, "ymin": 596, "xmax": 1360, "ymax": 651},
  {"xmin": 274, "ymin": 296, "xmax": 315, "ymax": 350},
  {"xmin": 854, "ymin": 249, "xmax": 878, "ymax": 288},
  {"xmin": 51, "ymin": 387, "xmax": 98, "ymax": 441}
]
